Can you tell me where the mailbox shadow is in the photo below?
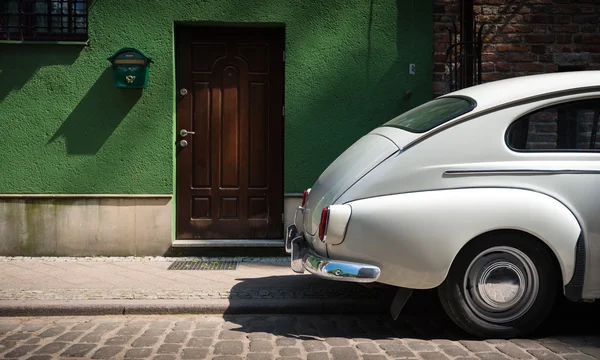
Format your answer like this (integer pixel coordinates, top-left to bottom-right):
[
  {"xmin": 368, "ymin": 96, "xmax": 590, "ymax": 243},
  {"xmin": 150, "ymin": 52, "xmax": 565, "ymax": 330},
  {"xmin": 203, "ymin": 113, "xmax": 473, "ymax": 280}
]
[
  {"xmin": 0, "ymin": 44, "xmax": 83, "ymax": 102},
  {"xmin": 48, "ymin": 67, "xmax": 142, "ymax": 155}
]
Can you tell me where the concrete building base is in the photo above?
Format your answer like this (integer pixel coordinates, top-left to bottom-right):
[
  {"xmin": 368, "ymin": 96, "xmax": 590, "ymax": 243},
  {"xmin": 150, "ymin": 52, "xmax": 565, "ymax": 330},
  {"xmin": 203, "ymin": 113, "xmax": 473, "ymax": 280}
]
[
  {"xmin": 0, "ymin": 195, "xmax": 302, "ymax": 256},
  {"xmin": 0, "ymin": 196, "xmax": 172, "ymax": 256}
]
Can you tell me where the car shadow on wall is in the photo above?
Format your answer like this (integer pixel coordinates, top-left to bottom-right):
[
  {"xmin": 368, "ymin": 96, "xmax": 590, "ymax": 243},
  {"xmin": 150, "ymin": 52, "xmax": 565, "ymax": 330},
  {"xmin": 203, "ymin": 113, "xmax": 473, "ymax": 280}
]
[
  {"xmin": 0, "ymin": 44, "xmax": 83, "ymax": 103},
  {"xmin": 47, "ymin": 67, "xmax": 142, "ymax": 155}
]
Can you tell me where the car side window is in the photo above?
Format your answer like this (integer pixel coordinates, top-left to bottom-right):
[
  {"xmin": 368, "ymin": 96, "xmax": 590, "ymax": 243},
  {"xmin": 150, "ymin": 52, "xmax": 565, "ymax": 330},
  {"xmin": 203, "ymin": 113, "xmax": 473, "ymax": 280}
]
[{"xmin": 507, "ymin": 98, "xmax": 600, "ymax": 151}]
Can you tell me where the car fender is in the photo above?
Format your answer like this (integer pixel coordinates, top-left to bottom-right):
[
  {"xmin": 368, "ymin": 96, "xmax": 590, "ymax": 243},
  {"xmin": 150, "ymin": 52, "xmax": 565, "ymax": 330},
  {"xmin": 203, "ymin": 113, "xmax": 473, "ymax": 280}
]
[{"xmin": 328, "ymin": 187, "xmax": 581, "ymax": 289}]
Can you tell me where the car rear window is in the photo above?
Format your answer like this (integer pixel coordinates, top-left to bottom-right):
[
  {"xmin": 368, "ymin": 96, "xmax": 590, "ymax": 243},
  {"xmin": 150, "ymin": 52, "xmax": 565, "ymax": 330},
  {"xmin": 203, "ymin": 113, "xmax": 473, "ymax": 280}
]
[{"xmin": 383, "ymin": 96, "xmax": 476, "ymax": 133}]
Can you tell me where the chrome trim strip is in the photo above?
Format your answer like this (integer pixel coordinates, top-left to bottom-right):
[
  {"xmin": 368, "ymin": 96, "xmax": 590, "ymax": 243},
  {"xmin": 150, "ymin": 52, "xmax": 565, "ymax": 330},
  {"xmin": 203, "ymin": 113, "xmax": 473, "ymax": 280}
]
[
  {"xmin": 303, "ymin": 253, "xmax": 381, "ymax": 283},
  {"xmin": 444, "ymin": 169, "xmax": 600, "ymax": 176}
]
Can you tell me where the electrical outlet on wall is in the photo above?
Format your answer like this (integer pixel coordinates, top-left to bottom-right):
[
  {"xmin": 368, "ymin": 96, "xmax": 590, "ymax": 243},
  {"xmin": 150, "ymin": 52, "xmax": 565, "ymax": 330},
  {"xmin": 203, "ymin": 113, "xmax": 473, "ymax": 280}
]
[{"xmin": 409, "ymin": 64, "xmax": 416, "ymax": 75}]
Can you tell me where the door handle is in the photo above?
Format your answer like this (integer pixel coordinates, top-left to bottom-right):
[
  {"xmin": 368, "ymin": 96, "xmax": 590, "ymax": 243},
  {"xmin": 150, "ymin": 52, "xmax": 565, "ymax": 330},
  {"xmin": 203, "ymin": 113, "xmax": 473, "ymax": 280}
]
[{"xmin": 180, "ymin": 129, "xmax": 195, "ymax": 137}]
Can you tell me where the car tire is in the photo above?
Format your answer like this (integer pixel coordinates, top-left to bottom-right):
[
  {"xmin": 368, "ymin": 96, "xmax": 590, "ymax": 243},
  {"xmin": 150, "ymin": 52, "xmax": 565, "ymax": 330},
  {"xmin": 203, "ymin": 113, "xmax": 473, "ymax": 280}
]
[{"xmin": 438, "ymin": 231, "xmax": 558, "ymax": 338}]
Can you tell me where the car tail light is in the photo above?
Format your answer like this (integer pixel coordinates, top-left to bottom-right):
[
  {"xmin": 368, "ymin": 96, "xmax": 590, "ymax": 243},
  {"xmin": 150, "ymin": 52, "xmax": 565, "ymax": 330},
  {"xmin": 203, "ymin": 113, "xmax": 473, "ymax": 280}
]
[
  {"xmin": 318, "ymin": 206, "xmax": 330, "ymax": 242},
  {"xmin": 301, "ymin": 190, "xmax": 308, "ymax": 208}
]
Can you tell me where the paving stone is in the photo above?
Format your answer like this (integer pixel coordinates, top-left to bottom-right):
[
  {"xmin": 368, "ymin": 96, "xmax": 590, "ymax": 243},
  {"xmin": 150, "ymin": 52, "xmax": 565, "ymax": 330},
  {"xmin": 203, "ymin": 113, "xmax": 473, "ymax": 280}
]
[
  {"xmin": 132, "ymin": 336, "xmax": 160, "ymax": 347},
  {"xmin": 174, "ymin": 321, "xmax": 195, "ymax": 331},
  {"xmin": 303, "ymin": 340, "xmax": 327, "ymax": 352},
  {"xmin": 157, "ymin": 344, "xmax": 181, "ymax": 354},
  {"xmin": 95, "ymin": 323, "xmax": 119, "ymax": 334},
  {"xmin": 21, "ymin": 324, "xmax": 46, "ymax": 333},
  {"xmin": 6, "ymin": 332, "xmax": 32, "ymax": 341},
  {"xmin": 219, "ymin": 330, "xmax": 245, "ymax": 340},
  {"xmin": 439, "ymin": 344, "xmax": 470, "ymax": 357},
  {"xmin": 247, "ymin": 332, "xmax": 272, "ymax": 340},
  {"xmin": 213, "ymin": 357, "xmax": 243, "ymax": 360},
  {"xmin": 363, "ymin": 355, "xmax": 388, "ymax": 360},
  {"xmin": 25, "ymin": 337, "xmax": 41, "ymax": 344},
  {"xmin": 307, "ymin": 353, "xmax": 329, "ymax": 360},
  {"xmin": 407, "ymin": 340, "xmax": 436, "ymax": 351},
  {"xmin": 496, "ymin": 344, "xmax": 533, "ymax": 359},
  {"xmin": 195, "ymin": 320, "xmax": 221, "ymax": 329},
  {"xmin": 80, "ymin": 332, "xmax": 103, "ymax": 343},
  {"xmin": 181, "ymin": 348, "xmax": 208, "ymax": 359},
  {"xmin": 433, "ymin": 340, "xmax": 454, "ymax": 346},
  {"xmin": 37, "ymin": 326, "xmax": 65, "ymax": 338},
  {"xmin": 165, "ymin": 331, "xmax": 188, "ymax": 344},
  {"xmin": 153, "ymin": 356, "xmax": 176, "ymax": 360},
  {"xmin": 250, "ymin": 340, "xmax": 273, "ymax": 352},
  {"xmin": 127, "ymin": 320, "xmax": 150, "ymax": 328},
  {"xmin": 56, "ymin": 331, "xmax": 83, "ymax": 342},
  {"xmin": 35, "ymin": 342, "xmax": 68, "ymax": 354},
  {"xmin": 5, "ymin": 345, "xmax": 38, "ymax": 358},
  {"xmin": 564, "ymin": 355, "xmax": 596, "ymax": 360},
  {"xmin": 331, "ymin": 347, "xmax": 359, "ymax": 360},
  {"xmin": 421, "ymin": 352, "xmax": 450, "ymax": 360},
  {"xmin": 356, "ymin": 342, "xmax": 380, "ymax": 354},
  {"xmin": 187, "ymin": 338, "xmax": 212, "ymax": 348},
  {"xmin": 0, "ymin": 340, "xmax": 18, "ymax": 352},
  {"xmin": 275, "ymin": 337, "xmax": 296, "ymax": 346},
  {"xmin": 487, "ymin": 340, "xmax": 510, "ymax": 345},
  {"xmin": 117, "ymin": 327, "xmax": 143, "ymax": 336},
  {"xmin": 61, "ymin": 343, "xmax": 97, "ymax": 357},
  {"xmin": 280, "ymin": 347, "xmax": 301, "ymax": 356},
  {"xmin": 214, "ymin": 341, "xmax": 244, "ymax": 355},
  {"xmin": 379, "ymin": 342, "xmax": 415, "ymax": 358},
  {"xmin": 192, "ymin": 330, "xmax": 216, "ymax": 338},
  {"xmin": 478, "ymin": 353, "xmax": 509, "ymax": 360},
  {"xmin": 460, "ymin": 341, "xmax": 493, "ymax": 353},
  {"xmin": 511, "ymin": 339, "xmax": 546, "ymax": 349},
  {"xmin": 106, "ymin": 335, "xmax": 132, "ymax": 345},
  {"xmin": 149, "ymin": 321, "xmax": 171, "ymax": 329},
  {"xmin": 0, "ymin": 324, "xmax": 18, "ymax": 335},
  {"xmin": 91, "ymin": 346, "xmax": 125, "ymax": 359},
  {"xmin": 541, "ymin": 342, "xmax": 579, "ymax": 354},
  {"xmin": 125, "ymin": 348, "xmax": 153, "ymax": 358},
  {"xmin": 72, "ymin": 323, "xmax": 95, "ymax": 331},
  {"xmin": 26, "ymin": 356, "xmax": 53, "ymax": 360},
  {"xmin": 247, "ymin": 353, "xmax": 273, "ymax": 360},
  {"xmin": 528, "ymin": 349, "xmax": 564, "ymax": 360},
  {"xmin": 144, "ymin": 329, "xmax": 166, "ymax": 336},
  {"xmin": 326, "ymin": 337, "xmax": 350, "ymax": 347}
]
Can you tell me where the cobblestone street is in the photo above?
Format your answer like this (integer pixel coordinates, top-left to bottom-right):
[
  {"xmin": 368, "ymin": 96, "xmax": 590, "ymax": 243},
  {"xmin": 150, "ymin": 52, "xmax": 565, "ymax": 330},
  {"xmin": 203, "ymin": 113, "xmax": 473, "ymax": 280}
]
[
  {"xmin": 1, "ymin": 297, "xmax": 599, "ymax": 360},
  {"xmin": 0, "ymin": 258, "xmax": 598, "ymax": 359}
]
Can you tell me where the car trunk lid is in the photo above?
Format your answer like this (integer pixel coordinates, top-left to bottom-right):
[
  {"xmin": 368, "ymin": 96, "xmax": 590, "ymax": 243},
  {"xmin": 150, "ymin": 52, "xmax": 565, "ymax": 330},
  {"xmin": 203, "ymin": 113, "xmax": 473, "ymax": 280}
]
[{"xmin": 303, "ymin": 128, "xmax": 417, "ymax": 237}]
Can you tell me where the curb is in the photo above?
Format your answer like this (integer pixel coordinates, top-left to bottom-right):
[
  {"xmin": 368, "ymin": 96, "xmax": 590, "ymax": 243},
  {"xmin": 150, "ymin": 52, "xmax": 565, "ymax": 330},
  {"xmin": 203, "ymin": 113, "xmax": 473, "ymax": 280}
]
[{"xmin": 0, "ymin": 299, "xmax": 389, "ymax": 317}]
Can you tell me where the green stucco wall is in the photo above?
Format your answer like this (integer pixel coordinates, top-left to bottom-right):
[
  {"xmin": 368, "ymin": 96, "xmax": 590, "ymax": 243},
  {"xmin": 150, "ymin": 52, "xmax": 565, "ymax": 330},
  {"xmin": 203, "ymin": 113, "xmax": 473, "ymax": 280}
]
[{"xmin": 0, "ymin": 0, "xmax": 432, "ymax": 195}]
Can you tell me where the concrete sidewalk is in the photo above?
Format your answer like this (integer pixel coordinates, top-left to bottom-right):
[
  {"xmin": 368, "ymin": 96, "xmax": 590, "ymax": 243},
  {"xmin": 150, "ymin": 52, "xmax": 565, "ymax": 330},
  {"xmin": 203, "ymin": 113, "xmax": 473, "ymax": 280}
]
[{"xmin": 0, "ymin": 256, "xmax": 391, "ymax": 316}]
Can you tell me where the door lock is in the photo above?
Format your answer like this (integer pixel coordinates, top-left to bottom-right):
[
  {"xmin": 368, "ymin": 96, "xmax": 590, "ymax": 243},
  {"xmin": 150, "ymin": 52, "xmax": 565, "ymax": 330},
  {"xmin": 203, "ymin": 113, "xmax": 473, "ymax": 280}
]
[
  {"xmin": 180, "ymin": 129, "xmax": 195, "ymax": 137},
  {"xmin": 180, "ymin": 88, "xmax": 188, "ymax": 96},
  {"xmin": 180, "ymin": 139, "xmax": 188, "ymax": 147}
]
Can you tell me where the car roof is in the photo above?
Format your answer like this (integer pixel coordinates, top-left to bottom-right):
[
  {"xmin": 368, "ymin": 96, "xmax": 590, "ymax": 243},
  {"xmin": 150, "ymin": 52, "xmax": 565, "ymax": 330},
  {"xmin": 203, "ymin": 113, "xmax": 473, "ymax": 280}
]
[{"xmin": 441, "ymin": 70, "xmax": 600, "ymax": 114}]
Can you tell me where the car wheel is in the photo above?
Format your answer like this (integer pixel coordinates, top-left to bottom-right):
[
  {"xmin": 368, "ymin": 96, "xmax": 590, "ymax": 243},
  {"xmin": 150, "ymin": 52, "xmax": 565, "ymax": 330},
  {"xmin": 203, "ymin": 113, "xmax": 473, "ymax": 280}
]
[{"xmin": 438, "ymin": 232, "xmax": 558, "ymax": 338}]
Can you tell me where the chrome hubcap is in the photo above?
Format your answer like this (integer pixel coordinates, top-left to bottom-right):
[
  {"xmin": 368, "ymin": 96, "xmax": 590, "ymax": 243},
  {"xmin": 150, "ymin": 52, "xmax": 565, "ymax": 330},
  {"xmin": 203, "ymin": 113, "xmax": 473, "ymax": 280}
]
[{"xmin": 463, "ymin": 246, "xmax": 539, "ymax": 323}]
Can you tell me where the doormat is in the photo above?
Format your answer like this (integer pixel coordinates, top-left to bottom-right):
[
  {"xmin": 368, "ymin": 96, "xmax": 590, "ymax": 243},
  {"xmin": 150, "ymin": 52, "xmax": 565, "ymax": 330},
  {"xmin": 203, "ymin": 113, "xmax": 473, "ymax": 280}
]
[{"xmin": 167, "ymin": 260, "xmax": 239, "ymax": 271}]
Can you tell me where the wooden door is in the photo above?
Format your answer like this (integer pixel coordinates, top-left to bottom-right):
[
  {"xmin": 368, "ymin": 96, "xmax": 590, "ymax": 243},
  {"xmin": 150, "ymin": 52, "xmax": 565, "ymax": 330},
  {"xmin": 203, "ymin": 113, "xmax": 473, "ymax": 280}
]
[{"xmin": 175, "ymin": 26, "xmax": 284, "ymax": 240}]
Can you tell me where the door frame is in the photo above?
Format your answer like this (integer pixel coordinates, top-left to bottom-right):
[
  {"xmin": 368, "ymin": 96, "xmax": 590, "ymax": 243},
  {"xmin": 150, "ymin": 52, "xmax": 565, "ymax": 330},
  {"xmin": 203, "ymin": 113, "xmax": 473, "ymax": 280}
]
[{"xmin": 173, "ymin": 24, "xmax": 286, "ymax": 247}]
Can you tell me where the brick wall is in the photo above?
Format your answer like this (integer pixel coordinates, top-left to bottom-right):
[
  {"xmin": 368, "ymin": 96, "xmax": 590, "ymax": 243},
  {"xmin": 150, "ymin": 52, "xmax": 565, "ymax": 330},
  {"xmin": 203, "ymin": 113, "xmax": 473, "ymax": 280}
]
[{"xmin": 433, "ymin": 0, "xmax": 600, "ymax": 98}]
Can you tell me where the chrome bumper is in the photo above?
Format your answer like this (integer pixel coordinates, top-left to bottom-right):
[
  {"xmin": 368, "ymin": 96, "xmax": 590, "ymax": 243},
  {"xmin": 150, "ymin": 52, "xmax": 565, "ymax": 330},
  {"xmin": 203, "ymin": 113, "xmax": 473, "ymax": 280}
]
[{"xmin": 285, "ymin": 224, "xmax": 381, "ymax": 283}]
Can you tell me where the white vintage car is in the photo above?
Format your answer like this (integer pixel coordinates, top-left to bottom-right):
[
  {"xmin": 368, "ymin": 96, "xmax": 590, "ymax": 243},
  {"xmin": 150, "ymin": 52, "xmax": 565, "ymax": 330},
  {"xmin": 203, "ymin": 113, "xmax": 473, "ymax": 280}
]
[{"xmin": 286, "ymin": 71, "xmax": 600, "ymax": 338}]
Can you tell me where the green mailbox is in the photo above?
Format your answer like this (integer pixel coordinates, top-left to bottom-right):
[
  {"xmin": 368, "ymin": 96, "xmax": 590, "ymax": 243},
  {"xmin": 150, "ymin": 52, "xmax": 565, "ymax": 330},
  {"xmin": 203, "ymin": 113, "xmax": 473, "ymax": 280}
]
[{"xmin": 107, "ymin": 48, "xmax": 153, "ymax": 89}]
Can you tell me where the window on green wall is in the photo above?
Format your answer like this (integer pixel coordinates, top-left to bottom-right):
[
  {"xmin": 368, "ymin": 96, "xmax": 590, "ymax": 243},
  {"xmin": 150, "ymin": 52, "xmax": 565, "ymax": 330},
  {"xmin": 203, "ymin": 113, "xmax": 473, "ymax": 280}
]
[{"xmin": 0, "ymin": 0, "xmax": 87, "ymax": 42}]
